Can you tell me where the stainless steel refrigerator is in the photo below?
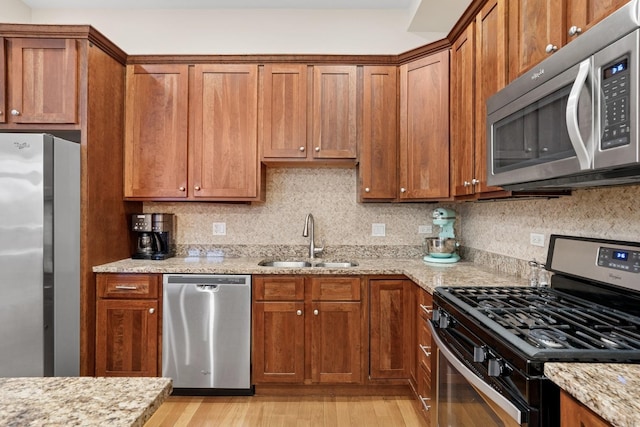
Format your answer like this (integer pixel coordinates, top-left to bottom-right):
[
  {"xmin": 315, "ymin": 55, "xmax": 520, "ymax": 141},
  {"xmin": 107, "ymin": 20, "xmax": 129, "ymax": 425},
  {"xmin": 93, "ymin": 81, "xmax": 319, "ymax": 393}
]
[{"xmin": 0, "ymin": 133, "xmax": 80, "ymax": 377}]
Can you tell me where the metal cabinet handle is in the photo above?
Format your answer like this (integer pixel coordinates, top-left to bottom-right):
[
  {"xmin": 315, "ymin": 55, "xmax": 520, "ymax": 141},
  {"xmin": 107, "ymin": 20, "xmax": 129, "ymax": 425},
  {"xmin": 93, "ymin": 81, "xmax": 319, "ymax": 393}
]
[
  {"xmin": 400, "ymin": 187, "xmax": 406, "ymax": 193},
  {"xmin": 0, "ymin": 110, "xmax": 3, "ymax": 115},
  {"xmin": 299, "ymin": 146, "xmax": 305, "ymax": 152},
  {"xmin": 10, "ymin": 109, "xmax": 20, "ymax": 116},
  {"xmin": 419, "ymin": 395, "xmax": 431, "ymax": 411},
  {"xmin": 115, "ymin": 285, "xmax": 138, "ymax": 290},
  {"xmin": 420, "ymin": 304, "xmax": 433, "ymax": 315},
  {"xmin": 179, "ymin": 186, "xmax": 186, "ymax": 192},
  {"xmin": 194, "ymin": 185, "xmax": 201, "ymax": 191},
  {"xmin": 545, "ymin": 44, "xmax": 558, "ymax": 54},
  {"xmin": 420, "ymin": 344, "xmax": 432, "ymax": 357},
  {"xmin": 315, "ymin": 147, "xmax": 320, "ymax": 152},
  {"xmin": 568, "ymin": 25, "xmax": 582, "ymax": 37},
  {"xmin": 313, "ymin": 309, "xmax": 319, "ymax": 315},
  {"xmin": 471, "ymin": 178, "xmax": 480, "ymax": 185},
  {"xmin": 296, "ymin": 309, "xmax": 302, "ymax": 316},
  {"xmin": 364, "ymin": 187, "xmax": 370, "ymax": 193},
  {"xmin": 463, "ymin": 181, "xmax": 470, "ymax": 187},
  {"xmin": 149, "ymin": 308, "xmax": 155, "ymax": 314}
]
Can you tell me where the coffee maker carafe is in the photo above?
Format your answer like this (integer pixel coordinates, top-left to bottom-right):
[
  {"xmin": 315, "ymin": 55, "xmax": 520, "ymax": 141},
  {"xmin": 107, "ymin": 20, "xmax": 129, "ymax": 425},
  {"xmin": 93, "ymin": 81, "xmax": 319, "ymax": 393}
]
[{"xmin": 131, "ymin": 213, "xmax": 175, "ymax": 260}]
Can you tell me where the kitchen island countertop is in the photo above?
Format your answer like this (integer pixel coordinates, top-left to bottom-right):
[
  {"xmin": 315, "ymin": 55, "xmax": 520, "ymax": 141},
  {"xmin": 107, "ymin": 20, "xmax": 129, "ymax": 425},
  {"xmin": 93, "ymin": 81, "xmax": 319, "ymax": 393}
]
[
  {"xmin": 92, "ymin": 257, "xmax": 526, "ymax": 293},
  {"xmin": 545, "ymin": 363, "xmax": 640, "ymax": 427},
  {"xmin": 0, "ymin": 376, "xmax": 172, "ymax": 427}
]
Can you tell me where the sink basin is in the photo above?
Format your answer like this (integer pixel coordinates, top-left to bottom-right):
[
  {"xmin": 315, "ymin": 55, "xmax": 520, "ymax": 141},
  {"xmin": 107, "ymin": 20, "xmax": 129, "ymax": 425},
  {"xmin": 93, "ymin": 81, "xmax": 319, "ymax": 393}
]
[
  {"xmin": 313, "ymin": 261, "xmax": 359, "ymax": 268},
  {"xmin": 258, "ymin": 260, "xmax": 312, "ymax": 268}
]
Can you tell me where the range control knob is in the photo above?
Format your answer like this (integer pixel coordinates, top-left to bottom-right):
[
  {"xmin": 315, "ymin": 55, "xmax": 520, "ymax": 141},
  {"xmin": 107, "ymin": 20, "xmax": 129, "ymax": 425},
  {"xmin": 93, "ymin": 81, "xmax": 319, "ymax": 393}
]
[
  {"xmin": 488, "ymin": 358, "xmax": 511, "ymax": 377},
  {"xmin": 473, "ymin": 346, "xmax": 487, "ymax": 363},
  {"xmin": 438, "ymin": 311, "xmax": 452, "ymax": 329}
]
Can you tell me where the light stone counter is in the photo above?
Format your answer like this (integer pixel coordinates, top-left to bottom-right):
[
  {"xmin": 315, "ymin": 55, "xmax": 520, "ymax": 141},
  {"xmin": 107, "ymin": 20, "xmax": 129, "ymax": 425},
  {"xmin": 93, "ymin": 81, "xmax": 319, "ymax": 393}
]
[
  {"xmin": 92, "ymin": 257, "xmax": 526, "ymax": 292},
  {"xmin": 0, "ymin": 377, "xmax": 172, "ymax": 427},
  {"xmin": 545, "ymin": 363, "xmax": 640, "ymax": 427}
]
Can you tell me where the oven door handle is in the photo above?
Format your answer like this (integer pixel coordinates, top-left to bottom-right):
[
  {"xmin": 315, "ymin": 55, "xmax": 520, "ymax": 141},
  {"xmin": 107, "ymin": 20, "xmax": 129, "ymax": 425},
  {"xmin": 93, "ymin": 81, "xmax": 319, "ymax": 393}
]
[
  {"xmin": 429, "ymin": 322, "xmax": 524, "ymax": 425},
  {"xmin": 566, "ymin": 57, "xmax": 593, "ymax": 171}
]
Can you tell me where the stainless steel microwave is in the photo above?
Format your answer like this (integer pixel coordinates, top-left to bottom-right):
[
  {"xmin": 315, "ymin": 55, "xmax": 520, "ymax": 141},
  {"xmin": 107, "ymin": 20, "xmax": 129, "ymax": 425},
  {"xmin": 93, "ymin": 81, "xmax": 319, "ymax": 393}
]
[{"xmin": 487, "ymin": 1, "xmax": 640, "ymax": 190}]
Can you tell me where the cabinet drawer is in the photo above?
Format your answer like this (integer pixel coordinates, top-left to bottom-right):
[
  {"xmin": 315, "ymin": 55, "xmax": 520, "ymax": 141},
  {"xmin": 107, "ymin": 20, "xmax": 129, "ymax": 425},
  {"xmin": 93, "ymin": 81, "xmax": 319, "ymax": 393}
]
[
  {"xmin": 253, "ymin": 276, "xmax": 304, "ymax": 301},
  {"xmin": 418, "ymin": 318, "xmax": 432, "ymax": 375},
  {"xmin": 97, "ymin": 274, "xmax": 160, "ymax": 299},
  {"xmin": 418, "ymin": 288, "xmax": 433, "ymax": 320},
  {"xmin": 310, "ymin": 277, "xmax": 361, "ymax": 301}
]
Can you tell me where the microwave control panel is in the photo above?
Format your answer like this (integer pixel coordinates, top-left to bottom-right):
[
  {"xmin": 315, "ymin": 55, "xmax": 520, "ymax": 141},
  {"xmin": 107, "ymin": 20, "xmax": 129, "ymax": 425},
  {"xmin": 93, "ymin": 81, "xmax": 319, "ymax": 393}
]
[{"xmin": 601, "ymin": 57, "xmax": 631, "ymax": 150}]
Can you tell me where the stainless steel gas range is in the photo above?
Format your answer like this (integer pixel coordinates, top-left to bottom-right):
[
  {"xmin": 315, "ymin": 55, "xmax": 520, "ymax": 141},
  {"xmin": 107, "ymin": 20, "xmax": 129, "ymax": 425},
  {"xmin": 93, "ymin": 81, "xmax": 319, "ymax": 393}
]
[{"xmin": 430, "ymin": 235, "xmax": 640, "ymax": 427}]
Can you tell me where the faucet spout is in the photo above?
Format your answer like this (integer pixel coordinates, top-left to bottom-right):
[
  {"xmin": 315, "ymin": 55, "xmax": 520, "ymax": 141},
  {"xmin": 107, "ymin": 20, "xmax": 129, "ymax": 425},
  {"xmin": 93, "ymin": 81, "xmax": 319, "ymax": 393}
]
[{"xmin": 303, "ymin": 213, "xmax": 323, "ymax": 259}]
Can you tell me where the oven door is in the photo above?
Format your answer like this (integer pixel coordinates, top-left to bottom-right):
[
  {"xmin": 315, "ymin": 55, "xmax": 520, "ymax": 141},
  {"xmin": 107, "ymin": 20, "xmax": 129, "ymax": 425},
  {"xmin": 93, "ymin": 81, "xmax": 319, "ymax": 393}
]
[{"xmin": 429, "ymin": 322, "xmax": 528, "ymax": 427}]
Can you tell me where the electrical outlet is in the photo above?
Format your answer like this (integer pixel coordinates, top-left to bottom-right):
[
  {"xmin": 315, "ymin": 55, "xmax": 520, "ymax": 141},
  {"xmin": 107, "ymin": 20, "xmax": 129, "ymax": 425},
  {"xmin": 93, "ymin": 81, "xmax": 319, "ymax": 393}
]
[
  {"xmin": 418, "ymin": 225, "xmax": 432, "ymax": 234},
  {"xmin": 372, "ymin": 223, "xmax": 386, "ymax": 237},
  {"xmin": 530, "ymin": 233, "xmax": 545, "ymax": 247},
  {"xmin": 212, "ymin": 222, "xmax": 227, "ymax": 236}
]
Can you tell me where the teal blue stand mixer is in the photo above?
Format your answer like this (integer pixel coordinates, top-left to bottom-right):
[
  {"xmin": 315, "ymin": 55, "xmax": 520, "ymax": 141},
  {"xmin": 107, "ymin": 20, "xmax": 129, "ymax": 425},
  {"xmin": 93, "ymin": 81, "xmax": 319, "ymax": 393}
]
[{"xmin": 423, "ymin": 208, "xmax": 460, "ymax": 264}]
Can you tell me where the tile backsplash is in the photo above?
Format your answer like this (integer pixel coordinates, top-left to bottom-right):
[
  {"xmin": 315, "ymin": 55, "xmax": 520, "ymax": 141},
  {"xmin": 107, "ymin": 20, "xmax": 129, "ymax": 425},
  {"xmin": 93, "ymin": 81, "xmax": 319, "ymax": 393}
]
[{"xmin": 144, "ymin": 167, "xmax": 640, "ymax": 275}]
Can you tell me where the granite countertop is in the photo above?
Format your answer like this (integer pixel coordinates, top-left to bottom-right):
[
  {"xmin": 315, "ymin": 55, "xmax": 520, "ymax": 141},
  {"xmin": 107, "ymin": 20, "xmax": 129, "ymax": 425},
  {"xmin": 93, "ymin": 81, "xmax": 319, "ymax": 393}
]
[
  {"xmin": 545, "ymin": 363, "xmax": 640, "ymax": 427},
  {"xmin": 0, "ymin": 377, "xmax": 172, "ymax": 427},
  {"xmin": 93, "ymin": 257, "xmax": 526, "ymax": 293}
]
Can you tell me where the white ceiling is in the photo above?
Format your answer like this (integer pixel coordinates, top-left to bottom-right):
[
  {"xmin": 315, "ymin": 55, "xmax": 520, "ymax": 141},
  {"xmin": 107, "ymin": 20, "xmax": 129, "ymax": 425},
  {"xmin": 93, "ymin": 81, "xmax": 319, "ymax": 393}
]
[{"xmin": 21, "ymin": 0, "xmax": 414, "ymax": 9}]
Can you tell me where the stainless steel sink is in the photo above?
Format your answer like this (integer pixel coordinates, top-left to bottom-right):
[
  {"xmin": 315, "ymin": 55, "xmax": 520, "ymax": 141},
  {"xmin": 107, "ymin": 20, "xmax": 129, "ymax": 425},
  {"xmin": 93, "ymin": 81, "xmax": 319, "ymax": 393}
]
[
  {"xmin": 313, "ymin": 261, "xmax": 359, "ymax": 268},
  {"xmin": 257, "ymin": 260, "xmax": 358, "ymax": 268},
  {"xmin": 258, "ymin": 260, "xmax": 312, "ymax": 268}
]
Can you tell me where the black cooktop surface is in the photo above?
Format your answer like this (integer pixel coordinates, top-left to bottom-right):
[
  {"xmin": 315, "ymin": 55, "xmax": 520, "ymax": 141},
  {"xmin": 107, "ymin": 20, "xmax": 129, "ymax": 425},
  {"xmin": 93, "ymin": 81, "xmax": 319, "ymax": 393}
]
[{"xmin": 435, "ymin": 286, "xmax": 640, "ymax": 361}]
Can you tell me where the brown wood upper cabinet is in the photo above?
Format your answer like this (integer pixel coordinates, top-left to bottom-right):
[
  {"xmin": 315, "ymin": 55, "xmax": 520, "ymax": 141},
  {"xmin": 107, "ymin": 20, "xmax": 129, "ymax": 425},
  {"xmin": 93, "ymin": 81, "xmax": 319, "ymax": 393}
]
[
  {"xmin": 359, "ymin": 66, "xmax": 398, "ymax": 201},
  {"xmin": 124, "ymin": 63, "xmax": 264, "ymax": 202},
  {"xmin": 399, "ymin": 50, "xmax": 450, "ymax": 201},
  {"xmin": 260, "ymin": 64, "xmax": 357, "ymax": 163},
  {"xmin": 1, "ymin": 37, "xmax": 78, "ymax": 126},
  {"xmin": 508, "ymin": 0, "xmax": 627, "ymax": 80},
  {"xmin": 451, "ymin": 0, "xmax": 507, "ymax": 199}
]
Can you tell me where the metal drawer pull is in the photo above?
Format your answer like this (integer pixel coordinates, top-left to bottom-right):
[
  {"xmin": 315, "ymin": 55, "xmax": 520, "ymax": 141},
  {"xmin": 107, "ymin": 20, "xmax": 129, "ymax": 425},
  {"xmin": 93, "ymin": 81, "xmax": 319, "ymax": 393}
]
[
  {"xmin": 115, "ymin": 285, "xmax": 138, "ymax": 290},
  {"xmin": 420, "ymin": 304, "xmax": 433, "ymax": 314},
  {"xmin": 419, "ymin": 344, "xmax": 431, "ymax": 357},
  {"xmin": 296, "ymin": 310, "xmax": 303, "ymax": 316},
  {"xmin": 313, "ymin": 309, "xmax": 319, "ymax": 315},
  {"xmin": 149, "ymin": 308, "xmax": 155, "ymax": 314},
  {"xmin": 419, "ymin": 395, "xmax": 431, "ymax": 411}
]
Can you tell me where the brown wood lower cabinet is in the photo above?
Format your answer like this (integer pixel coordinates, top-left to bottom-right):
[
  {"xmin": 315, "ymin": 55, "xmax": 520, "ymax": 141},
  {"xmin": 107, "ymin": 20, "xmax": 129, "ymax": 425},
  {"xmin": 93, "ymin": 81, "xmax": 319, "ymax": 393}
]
[
  {"xmin": 369, "ymin": 279, "xmax": 414, "ymax": 379},
  {"xmin": 416, "ymin": 287, "xmax": 434, "ymax": 425},
  {"xmin": 560, "ymin": 390, "xmax": 611, "ymax": 427},
  {"xmin": 95, "ymin": 273, "xmax": 161, "ymax": 377},
  {"xmin": 252, "ymin": 275, "xmax": 365, "ymax": 385}
]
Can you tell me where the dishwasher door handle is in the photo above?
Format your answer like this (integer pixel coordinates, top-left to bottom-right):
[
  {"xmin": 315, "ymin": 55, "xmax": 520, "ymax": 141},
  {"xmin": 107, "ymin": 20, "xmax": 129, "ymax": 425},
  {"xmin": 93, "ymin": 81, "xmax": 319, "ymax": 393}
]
[{"xmin": 196, "ymin": 284, "xmax": 220, "ymax": 292}]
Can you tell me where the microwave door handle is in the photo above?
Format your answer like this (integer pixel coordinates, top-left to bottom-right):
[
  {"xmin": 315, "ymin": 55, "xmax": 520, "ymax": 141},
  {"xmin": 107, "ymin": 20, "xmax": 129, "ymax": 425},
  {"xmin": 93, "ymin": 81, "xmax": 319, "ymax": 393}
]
[{"xmin": 566, "ymin": 58, "xmax": 592, "ymax": 170}]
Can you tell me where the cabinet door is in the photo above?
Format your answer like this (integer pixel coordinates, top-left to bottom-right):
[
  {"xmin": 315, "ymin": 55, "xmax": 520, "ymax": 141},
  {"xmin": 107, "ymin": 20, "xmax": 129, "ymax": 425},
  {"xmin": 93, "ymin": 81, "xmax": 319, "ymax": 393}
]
[
  {"xmin": 369, "ymin": 279, "xmax": 413, "ymax": 379},
  {"xmin": 359, "ymin": 66, "xmax": 398, "ymax": 200},
  {"xmin": 253, "ymin": 301, "xmax": 305, "ymax": 383},
  {"xmin": 95, "ymin": 299, "xmax": 158, "ymax": 377},
  {"xmin": 560, "ymin": 390, "xmax": 611, "ymax": 427},
  {"xmin": 124, "ymin": 64, "xmax": 189, "ymax": 199},
  {"xmin": 399, "ymin": 50, "xmax": 450, "ymax": 200},
  {"xmin": 6, "ymin": 38, "xmax": 78, "ymax": 124},
  {"xmin": 0, "ymin": 38, "xmax": 5, "ymax": 124},
  {"xmin": 566, "ymin": 0, "xmax": 627, "ymax": 42},
  {"xmin": 450, "ymin": 23, "xmax": 476, "ymax": 198},
  {"xmin": 310, "ymin": 301, "xmax": 362, "ymax": 383},
  {"xmin": 312, "ymin": 65, "xmax": 357, "ymax": 159},
  {"xmin": 474, "ymin": 0, "xmax": 508, "ymax": 194},
  {"xmin": 261, "ymin": 64, "xmax": 308, "ymax": 159},
  {"xmin": 191, "ymin": 64, "xmax": 259, "ymax": 199},
  {"xmin": 508, "ymin": 0, "xmax": 565, "ymax": 81}
]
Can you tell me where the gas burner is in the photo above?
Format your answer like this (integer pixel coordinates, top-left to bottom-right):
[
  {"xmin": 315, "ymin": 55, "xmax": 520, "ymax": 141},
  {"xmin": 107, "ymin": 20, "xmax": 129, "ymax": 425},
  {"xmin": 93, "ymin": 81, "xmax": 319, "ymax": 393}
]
[
  {"xmin": 528, "ymin": 329, "xmax": 569, "ymax": 349},
  {"xmin": 479, "ymin": 300, "xmax": 504, "ymax": 309}
]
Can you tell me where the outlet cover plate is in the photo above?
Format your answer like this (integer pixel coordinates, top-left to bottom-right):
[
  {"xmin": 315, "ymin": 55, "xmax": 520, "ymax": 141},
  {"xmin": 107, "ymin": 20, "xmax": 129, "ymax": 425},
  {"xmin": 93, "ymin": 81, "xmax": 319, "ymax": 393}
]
[
  {"xmin": 213, "ymin": 222, "xmax": 227, "ymax": 236},
  {"xmin": 530, "ymin": 233, "xmax": 545, "ymax": 247},
  {"xmin": 372, "ymin": 223, "xmax": 386, "ymax": 237}
]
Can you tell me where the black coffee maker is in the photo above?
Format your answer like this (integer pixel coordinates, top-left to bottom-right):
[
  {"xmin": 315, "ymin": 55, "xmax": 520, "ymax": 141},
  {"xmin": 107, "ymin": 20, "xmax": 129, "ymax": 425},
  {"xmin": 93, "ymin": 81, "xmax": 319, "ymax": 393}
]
[{"xmin": 131, "ymin": 213, "xmax": 175, "ymax": 260}]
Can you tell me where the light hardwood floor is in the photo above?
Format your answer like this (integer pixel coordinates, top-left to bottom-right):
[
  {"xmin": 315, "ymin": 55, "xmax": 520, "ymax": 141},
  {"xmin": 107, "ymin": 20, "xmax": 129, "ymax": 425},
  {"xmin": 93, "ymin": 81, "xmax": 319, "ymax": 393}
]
[{"xmin": 145, "ymin": 395, "xmax": 427, "ymax": 426}]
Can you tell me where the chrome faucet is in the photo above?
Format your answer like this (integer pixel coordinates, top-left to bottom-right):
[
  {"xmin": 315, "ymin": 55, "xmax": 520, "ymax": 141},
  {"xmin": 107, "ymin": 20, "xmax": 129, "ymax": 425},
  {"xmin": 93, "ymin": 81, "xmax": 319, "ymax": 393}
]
[{"xmin": 302, "ymin": 213, "xmax": 323, "ymax": 259}]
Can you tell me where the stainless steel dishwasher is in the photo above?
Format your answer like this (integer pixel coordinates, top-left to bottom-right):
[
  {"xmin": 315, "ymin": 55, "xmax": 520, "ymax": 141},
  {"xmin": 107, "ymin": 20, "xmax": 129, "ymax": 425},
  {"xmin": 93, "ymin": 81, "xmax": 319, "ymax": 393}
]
[{"xmin": 162, "ymin": 274, "xmax": 253, "ymax": 395}]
